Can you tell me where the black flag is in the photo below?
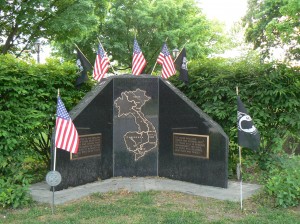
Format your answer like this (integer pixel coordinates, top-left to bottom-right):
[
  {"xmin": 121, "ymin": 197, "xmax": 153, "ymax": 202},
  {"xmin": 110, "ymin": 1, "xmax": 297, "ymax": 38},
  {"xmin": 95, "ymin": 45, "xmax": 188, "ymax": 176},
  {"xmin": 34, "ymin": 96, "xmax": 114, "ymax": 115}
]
[
  {"xmin": 76, "ymin": 50, "xmax": 93, "ymax": 86},
  {"xmin": 174, "ymin": 48, "xmax": 189, "ymax": 84},
  {"xmin": 237, "ymin": 96, "xmax": 260, "ymax": 151}
]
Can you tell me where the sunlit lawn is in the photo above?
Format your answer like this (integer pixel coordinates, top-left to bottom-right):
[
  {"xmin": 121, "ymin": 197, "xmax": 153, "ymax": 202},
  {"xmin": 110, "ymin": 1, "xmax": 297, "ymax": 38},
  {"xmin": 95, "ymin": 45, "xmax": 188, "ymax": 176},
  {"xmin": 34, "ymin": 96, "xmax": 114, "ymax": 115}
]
[{"xmin": 0, "ymin": 190, "xmax": 299, "ymax": 224}]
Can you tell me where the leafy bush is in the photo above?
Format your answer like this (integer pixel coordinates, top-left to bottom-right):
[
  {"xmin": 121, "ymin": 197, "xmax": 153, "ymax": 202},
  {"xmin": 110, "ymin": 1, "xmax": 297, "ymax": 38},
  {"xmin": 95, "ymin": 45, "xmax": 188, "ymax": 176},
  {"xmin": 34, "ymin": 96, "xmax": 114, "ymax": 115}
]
[
  {"xmin": 171, "ymin": 56, "xmax": 300, "ymax": 177},
  {"xmin": 265, "ymin": 156, "xmax": 300, "ymax": 207},
  {"xmin": 0, "ymin": 176, "xmax": 31, "ymax": 208},
  {"xmin": 171, "ymin": 56, "xmax": 300, "ymax": 207},
  {"xmin": 0, "ymin": 54, "xmax": 93, "ymax": 207}
]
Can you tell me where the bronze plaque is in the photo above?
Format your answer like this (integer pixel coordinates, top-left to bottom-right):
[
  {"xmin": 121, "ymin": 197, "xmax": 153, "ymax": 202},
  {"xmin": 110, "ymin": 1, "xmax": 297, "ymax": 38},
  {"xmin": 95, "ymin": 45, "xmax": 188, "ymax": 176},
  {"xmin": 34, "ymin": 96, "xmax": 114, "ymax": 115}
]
[
  {"xmin": 173, "ymin": 133, "xmax": 209, "ymax": 159},
  {"xmin": 71, "ymin": 133, "xmax": 102, "ymax": 160}
]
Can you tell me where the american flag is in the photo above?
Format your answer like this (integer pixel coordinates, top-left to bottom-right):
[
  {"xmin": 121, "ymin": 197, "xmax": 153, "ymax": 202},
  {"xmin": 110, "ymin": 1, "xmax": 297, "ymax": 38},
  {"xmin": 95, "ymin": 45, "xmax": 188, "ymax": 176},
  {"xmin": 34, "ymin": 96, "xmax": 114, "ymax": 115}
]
[
  {"xmin": 93, "ymin": 44, "xmax": 110, "ymax": 82},
  {"xmin": 55, "ymin": 96, "xmax": 79, "ymax": 154},
  {"xmin": 157, "ymin": 43, "xmax": 176, "ymax": 79},
  {"xmin": 132, "ymin": 38, "xmax": 146, "ymax": 75}
]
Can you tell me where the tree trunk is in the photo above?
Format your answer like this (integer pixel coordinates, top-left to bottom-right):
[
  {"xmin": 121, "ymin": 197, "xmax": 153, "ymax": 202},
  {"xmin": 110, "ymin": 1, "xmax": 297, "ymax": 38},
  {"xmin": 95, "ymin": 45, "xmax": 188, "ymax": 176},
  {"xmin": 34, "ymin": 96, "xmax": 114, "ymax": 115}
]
[{"xmin": 2, "ymin": 23, "xmax": 18, "ymax": 54}]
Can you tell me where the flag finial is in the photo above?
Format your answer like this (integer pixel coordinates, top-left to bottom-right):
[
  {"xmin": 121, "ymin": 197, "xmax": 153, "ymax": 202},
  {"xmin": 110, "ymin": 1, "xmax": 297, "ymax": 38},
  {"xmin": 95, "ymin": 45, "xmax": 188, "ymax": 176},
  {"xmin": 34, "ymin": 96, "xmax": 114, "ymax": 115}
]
[
  {"xmin": 57, "ymin": 89, "xmax": 60, "ymax": 97},
  {"xmin": 236, "ymin": 86, "xmax": 239, "ymax": 95}
]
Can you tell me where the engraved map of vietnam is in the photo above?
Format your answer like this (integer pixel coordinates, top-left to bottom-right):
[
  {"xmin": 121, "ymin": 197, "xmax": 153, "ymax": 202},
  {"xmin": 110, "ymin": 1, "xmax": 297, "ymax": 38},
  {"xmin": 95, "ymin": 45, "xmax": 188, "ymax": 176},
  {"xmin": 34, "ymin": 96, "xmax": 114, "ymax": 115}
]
[{"xmin": 114, "ymin": 89, "xmax": 157, "ymax": 161}]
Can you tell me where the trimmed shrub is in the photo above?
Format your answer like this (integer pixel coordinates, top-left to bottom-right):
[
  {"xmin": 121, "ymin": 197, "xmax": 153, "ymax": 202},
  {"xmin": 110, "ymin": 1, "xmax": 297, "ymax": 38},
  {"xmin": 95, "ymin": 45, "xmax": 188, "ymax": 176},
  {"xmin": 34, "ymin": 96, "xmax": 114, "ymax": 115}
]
[
  {"xmin": 0, "ymin": 54, "xmax": 93, "ymax": 207},
  {"xmin": 171, "ymin": 57, "xmax": 300, "ymax": 172}
]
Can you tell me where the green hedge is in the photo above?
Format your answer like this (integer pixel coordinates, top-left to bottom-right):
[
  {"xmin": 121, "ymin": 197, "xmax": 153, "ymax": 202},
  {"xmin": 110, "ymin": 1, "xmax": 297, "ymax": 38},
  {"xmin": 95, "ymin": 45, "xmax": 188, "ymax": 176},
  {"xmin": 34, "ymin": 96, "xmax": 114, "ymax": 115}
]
[
  {"xmin": 172, "ymin": 57, "xmax": 300, "ymax": 158},
  {"xmin": 171, "ymin": 56, "xmax": 300, "ymax": 207},
  {"xmin": 0, "ymin": 54, "xmax": 93, "ymax": 207}
]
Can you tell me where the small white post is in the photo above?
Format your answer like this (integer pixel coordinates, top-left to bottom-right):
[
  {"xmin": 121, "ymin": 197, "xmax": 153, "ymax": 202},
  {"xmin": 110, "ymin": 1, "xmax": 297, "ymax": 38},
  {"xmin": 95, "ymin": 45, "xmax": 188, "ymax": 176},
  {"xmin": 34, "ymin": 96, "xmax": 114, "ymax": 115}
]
[{"xmin": 239, "ymin": 145, "xmax": 243, "ymax": 210}]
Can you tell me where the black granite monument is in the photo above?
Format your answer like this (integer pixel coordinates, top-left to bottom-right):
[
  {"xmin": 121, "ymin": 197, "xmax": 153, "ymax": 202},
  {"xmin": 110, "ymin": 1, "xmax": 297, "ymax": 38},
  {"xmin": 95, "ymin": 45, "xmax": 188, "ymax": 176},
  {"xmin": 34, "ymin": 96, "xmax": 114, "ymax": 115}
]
[{"xmin": 54, "ymin": 75, "xmax": 228, "ymax": 190}]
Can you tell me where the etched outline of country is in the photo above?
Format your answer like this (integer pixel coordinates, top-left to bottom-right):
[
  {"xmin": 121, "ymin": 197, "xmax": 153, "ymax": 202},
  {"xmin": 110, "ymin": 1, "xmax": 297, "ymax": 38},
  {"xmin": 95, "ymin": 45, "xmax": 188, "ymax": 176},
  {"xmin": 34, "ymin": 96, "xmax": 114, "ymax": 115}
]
[{"xmin": 114, "ymin": 89, "xmax": 157, "ymax": 161}]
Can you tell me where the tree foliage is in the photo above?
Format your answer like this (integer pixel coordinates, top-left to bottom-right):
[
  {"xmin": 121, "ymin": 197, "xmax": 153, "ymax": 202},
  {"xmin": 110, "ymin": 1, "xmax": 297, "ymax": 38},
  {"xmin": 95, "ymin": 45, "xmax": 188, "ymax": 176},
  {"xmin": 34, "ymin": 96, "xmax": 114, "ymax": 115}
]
[
  {"xmin": 0, "ymin": 0, "xmax": 107, "ymax": 55},
  {"xmin": 101, "ymin": 0, "xmax": 227, "ymax": 73},
  {"xmin": 54, "ymin": 0, "xmax": 228, "ymax": 73},
  {"xmin": 243, "ymin": 0, "xmax": 300, "ymax": 62}
]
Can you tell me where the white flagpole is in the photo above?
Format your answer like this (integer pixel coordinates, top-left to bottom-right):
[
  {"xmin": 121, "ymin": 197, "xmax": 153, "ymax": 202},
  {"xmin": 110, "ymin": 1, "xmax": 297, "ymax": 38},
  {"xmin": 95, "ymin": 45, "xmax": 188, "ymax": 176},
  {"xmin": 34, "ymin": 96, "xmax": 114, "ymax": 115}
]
[
  {"xmin": 53, "ymin": 147, "xmax": 57, "ymax": 171},
  {"xmin": 239, "ymin": 145, "xmax": 243, "ymax": 210},
  {"xmin": 236, "ymin": 86, "xmax": 243, "ymax": 210}
]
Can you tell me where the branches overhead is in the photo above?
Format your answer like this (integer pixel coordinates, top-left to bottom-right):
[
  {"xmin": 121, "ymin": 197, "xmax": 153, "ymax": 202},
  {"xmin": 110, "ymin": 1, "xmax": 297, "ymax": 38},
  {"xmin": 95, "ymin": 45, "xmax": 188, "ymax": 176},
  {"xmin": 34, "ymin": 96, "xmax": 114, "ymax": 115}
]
[
  {"xmin": 0, "ymin": 0, "xmax": 104, "ymax": 54},
  {"xmin": 243, "ymin": 0, "xmax": 300, "ymax": 63}
]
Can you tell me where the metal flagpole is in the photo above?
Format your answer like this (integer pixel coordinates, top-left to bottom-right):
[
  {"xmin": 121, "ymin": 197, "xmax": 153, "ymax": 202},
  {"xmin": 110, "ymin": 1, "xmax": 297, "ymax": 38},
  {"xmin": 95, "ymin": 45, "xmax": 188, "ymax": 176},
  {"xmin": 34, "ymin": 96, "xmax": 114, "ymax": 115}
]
[
  {"xmin": 97, "ymin": 37, "xmax": 117, "ymax": 75},
  {"xmin": 54, "ymin": 88, "xmax": 59, "ymax": 172},
  {"xmin": 52, "ymin": 187, "xmax": 55, "ymax": 214},
  {"xmin": 53, "ymin": 147, "xmax": 57, "ymax": 171},
  {"xmin": 45, "ymin": 88, "xmax": 62, "ymax": 215},
  {"xmin": 50, "ymin": 142, "xmax": 56, "ymax": 215},
  {"xmin": 51, "ymin": 89, "xmax": 60, "ymax": 214},
  {"xmin": 50, "ymin": 141, "xmax": 56, "ymax": 215}
]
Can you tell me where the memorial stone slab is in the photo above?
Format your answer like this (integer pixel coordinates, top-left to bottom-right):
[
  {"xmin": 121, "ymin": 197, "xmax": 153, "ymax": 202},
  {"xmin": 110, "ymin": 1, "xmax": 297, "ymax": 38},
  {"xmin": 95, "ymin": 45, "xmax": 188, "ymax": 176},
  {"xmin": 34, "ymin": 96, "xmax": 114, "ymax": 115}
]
[
  {"xmin": 113, "ymin": 77, "xmax": 159, "ymax": 177},
  {"xmin": 53, "ymin": 75, "xmax": 228, "ymax": 190}
]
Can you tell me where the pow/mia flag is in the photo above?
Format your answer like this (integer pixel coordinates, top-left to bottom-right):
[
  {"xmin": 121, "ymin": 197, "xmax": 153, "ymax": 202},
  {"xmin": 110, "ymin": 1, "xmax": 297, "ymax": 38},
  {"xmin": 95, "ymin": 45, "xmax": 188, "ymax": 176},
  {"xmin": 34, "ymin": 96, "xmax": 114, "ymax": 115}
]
[
  {"xmin": 174, "ymin": 48, "xmax": 189, "ymax": 85},
  {"xmin": 237, "ymin": 96, "xmax": 260, "ymax": 151},
  {"xmin": 76, "ymin": 50, "xmax": 93, "ymax": 86}
]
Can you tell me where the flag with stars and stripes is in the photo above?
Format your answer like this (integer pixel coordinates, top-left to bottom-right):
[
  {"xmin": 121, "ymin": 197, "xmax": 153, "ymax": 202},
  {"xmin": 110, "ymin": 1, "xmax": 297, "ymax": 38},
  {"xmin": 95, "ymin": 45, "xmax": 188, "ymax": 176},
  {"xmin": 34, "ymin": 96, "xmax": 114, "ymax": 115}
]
[
  {"xmin": 132, "ymin": 38, "xmax": 147, "ymax": 75},
  {"xmin": 157, "ymin": 43, "xmax": 176, "ymax": 79},
  {"xmin": 55, "ymin": 96, "xmax": 79, "ymax": 154},
  {"xmin": 93, "ymin": 44, "xmax": 110, "ymax": 82}
]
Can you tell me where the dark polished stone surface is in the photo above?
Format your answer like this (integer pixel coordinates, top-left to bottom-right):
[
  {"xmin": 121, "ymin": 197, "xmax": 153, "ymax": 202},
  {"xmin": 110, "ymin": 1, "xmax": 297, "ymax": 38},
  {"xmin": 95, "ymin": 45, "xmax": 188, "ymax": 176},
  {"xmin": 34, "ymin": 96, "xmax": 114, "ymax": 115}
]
[
  {"xmin": 53, "ymin": 75, "xmax": 228, "ymax": 190},
  {"xmin": 113, "ymin": 76, "xmax": 158, "ymax": 177},
  {"xmin": 54, "ymin": 79, "xmax": 113, "ymax": 190},
  {"xmin": 158, "ymin": 80, "xmax": 228, "ymax": 188}
]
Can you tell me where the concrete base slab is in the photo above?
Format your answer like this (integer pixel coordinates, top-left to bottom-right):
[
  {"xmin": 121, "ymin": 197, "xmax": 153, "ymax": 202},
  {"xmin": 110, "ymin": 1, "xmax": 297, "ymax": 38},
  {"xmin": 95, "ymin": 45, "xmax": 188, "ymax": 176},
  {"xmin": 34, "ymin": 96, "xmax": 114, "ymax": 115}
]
[{"xmin": 30, "ymin": 177, "xmax": 261, "ymax": 205}]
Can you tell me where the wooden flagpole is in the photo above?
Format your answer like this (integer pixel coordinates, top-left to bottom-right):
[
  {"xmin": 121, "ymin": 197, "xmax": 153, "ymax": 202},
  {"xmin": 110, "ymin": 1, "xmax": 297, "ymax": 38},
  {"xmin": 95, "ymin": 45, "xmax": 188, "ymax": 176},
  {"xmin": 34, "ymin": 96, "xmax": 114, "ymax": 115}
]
[
  {"xmin": 174, "ymin": 39, "xmax": 190, "ymax": 62},
  {"xmin": 236, "ymin": 86, "xmax": 243, "ymax": 210},
  {"xmin": 97, "ymin": 37, "xmax": 117, "ymax": 75},
  {"xmin": 150, "ymin": 62, "xmax": 158, "ymax": 75},
  {"xmin": 151, "ymin": 37, "xmax": 168, "ymax": 75},
  {"xmin": 74, "ymin": 43, "xmax": 93, "ymax": 66}
]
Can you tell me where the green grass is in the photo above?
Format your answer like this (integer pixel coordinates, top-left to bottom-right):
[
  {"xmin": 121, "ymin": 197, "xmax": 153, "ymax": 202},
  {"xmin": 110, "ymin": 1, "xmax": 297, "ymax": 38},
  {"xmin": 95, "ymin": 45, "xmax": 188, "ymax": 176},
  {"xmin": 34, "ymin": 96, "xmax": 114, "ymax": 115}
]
[{"xmin": 0, "ymin": 190, "xmax": 299, "ymax": 224}]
